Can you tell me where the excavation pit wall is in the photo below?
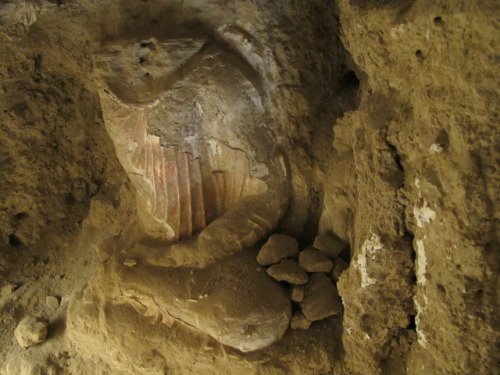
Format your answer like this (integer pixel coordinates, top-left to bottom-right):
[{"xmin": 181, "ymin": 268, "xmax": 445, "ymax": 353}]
[{"xmin": 0, "ymin": 1, "xmax": 498, "ymax": 375}]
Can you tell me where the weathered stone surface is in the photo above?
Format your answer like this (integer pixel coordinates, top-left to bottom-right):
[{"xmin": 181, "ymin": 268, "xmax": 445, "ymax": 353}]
[
  {"xmin": 257, "ymin": 234, "xmax": 299, "ymax": 266},
  {"xmin": 46, "ymin": 296, "xmax": 60, "ymax": 310},
  {"xmin": 290, "ymin": 311, "xmax": 312, "ymax": 330},
  {"xmin": 313, "ymin": 234, "xmax": 347, "ymax": 259},
  {"xmin": 290, "ymin": 285, "xmax": 305, "ymax": 303},
  {"xmin": 330, "ymin": 258, "xmax": 349, "ymax": 282},
  {"xmin": 299, "ymin": 248, "xmax": 333, "ymax": 273},
  {"xmin": 301, "ymin": 273, "xmax": 342, "ymax": 321},
  {"xmin": 267, "ymin": 259, "xmax": 308, "ymax": 285},
  {"xmin": 14, "ymin": 316, "xmax": 48, "ymax": 348}
]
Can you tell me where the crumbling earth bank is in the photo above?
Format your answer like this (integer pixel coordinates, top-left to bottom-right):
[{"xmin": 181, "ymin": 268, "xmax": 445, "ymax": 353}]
[{"xmin": 0, "ymin": 1, "xmax": 498, "ymax": 375}]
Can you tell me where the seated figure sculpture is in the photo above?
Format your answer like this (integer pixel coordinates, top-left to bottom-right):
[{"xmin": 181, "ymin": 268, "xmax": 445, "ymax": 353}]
[{"xmin": 68, "ymin": 30, "xmax": 292, "ymax": 355}]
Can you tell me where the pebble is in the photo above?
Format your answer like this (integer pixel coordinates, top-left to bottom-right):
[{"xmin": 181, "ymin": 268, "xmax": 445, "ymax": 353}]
[
  {"xmin": 299, "ymin": 248, "xmax": 333, "ymax": 273},
  {"xmin": 330, "ymin": 258, "xmax": 349, "ymax": 282},
  {"xmin": 290, "ymin": 311, "xmax": 312, "ymax": 330},
  {"xmin": 256, "ymin": 234, "xmax": 299, "ymax": 266},
  {"xmin": 123, "ymin": 258, "xmax": 138, "ymax": 267},
  {"xmin": 46, "ymin": 296, "xmax": 60, "ymax": 310},
  {"xmin": 290, "ymin": 285, "xmax": 305, "ymax": 303},
  {"xmin": 267, "ymin": 259, "xmax": 308, "ymax": 285},
  {"xmin": 313, "ymin": 234, "xmax": 347, "ymax": 259},
  {"xmin": 301, "ymin": 273, "xmax": 342, "ymax": 321},
  {"xmin": 14, "ymin": 315, "xmax": 48, "ymax": 348}
]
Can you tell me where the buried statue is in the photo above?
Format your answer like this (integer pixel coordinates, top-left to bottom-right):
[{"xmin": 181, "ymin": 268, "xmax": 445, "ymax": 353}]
[{"xmin": 67, "ymin": 25, "xmax": 295, "ymax": 358}]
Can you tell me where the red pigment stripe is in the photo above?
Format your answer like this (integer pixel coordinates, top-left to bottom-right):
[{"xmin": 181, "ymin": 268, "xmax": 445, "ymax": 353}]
[
  {"xmin": 163, "ymin": 146, "xmax": 180, "ymax": 239},
  {"xmin": 177, "ymin": 151, "xmax": 192, "ymax": 239},
  {"xmin": 152, "ymin": 138, "xmax": 166, "ymax": 218},
  {"xmin": 145, "ymin": 138, "xmax": 157, "ymax": 214}
]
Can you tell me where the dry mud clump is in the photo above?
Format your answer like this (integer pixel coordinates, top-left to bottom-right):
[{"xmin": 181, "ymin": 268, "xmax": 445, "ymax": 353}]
[{"xmin": 0, "ymin": 1, "xmax": 499, "ymax": 375}]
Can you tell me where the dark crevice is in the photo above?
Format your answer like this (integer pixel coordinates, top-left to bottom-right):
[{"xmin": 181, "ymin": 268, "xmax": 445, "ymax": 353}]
[
  {"xmin": 340, "ymin": 70, "xmax": 360, "ymax": 89},
  {"xmin": 433, "ymin": 16, "xmax": 443, "ymax": 25},
  {"xmin": 415, "ymin": 50, "xmax": 424, "ymax": 62},
  {"xmin": 8, "ymin": 234, "xmax": 23, "ymax": 247},
  {"xmin": 407, "ymin": 315, "xmax": 416, "ymax": 330},
  {"xmin": 14, "ymin": 212, "xmax": 29, "ymax": 220},
  {"xmin": 65, "ymin": 192, "xmax": 76, "ymax": 205},
  {"xmin": 339, "ymin": 246, "xmax": 352, "ymax": 263},
  {"xmin": 139, "ymin": 41, "xmax": 156, "ymax": 50},
  {"xmin": 386, "ymin": 138, "xmax": 418, "ymax": 347},
  {"xmin": 404, "ymin": 229, "xmax": 414, "ymax": 242},
  {"xmin": 386, "ymin": 141, "xmax": 404, "ymax": 174}
]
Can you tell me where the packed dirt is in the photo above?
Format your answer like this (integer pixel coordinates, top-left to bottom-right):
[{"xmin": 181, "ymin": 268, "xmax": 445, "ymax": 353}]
[{"xmin": 0, "ymin": 1, "xmax": 498, "ymax": 375}]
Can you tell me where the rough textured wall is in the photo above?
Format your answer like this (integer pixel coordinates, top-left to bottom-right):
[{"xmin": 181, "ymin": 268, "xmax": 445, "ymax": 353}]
[
  {"xmin": 0, "ymin": 0, "xmax": 498, "ymax": 374},
  {"xmin": 323, "ymin": 1, "xmax": 499, "ymax": 374}
]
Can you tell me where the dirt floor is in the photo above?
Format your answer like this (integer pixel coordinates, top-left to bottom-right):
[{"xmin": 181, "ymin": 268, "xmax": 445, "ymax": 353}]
[{"xmin": 0, "ymin": 1, "xmax": 498, "ymax": 374}]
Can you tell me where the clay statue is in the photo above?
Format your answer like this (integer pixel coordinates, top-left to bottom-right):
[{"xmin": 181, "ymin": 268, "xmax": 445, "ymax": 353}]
[{"xmin": 69, "ymin": 33, "xmax": 291, "ymax": 353}]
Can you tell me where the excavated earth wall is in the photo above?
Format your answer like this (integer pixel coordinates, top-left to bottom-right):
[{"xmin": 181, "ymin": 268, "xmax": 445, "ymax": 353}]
[{"xmin": 0, "ymin": 1, "xmax": 498, "ymax": 375}]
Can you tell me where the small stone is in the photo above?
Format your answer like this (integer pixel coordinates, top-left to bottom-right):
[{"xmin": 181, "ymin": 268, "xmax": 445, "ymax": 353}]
[
  {"xmin": 301, "ymin": 273, "xmax": 342, "ymax": 321},
  {"xmin": 123, "ymin": 258, "xmax": 138, "ymax": 267},
  {"xmin": 257, "ymin": 234, "xmax": 299, "ymax": 266},
  {"xmin": 14, "ymin": 315, "xmax": 48, "ymax": 348},
  {"xmin": 267, "ymin": 259, "xmax": 308, "ymax": 285},
  {"xmin": 313, "ymin": 234, "xmax": 347, "ymax": 259},
  {"xmin": 290, "ymin": 285, "xmax": 305, "ymax": 302},
  {"xmin": 290, "ymin": 311, "xmax": 312, "ymax": 330},
  {"xmin": 1, "ymin": 283, "xmax": 18, "ymax": 297},
  {"xmin": 46, "ymin": 296, "xmax": 60, "ymax": 310},
  {"xmin": 330, "ymin": 258, "xmax": 349, "ymax": 282},
  {"xmin": 299, "ymin": 248, "xmax": 333, "ymax": 273}
]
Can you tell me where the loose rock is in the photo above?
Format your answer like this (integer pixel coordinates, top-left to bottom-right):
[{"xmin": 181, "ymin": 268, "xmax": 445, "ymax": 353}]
[
  {"xmin": 313, "ymin": 234, "xmax": 347, "ymax": 259},
  {"xmin": 290, "ymin": 285, "xmax": 305, "ymax": 302},
  {"xmin": 256, "ymin": 234, "xmax": 299, "ymax": 266},
  {"xmin": 123, "ymin": 258, "xmax": 138, "ymax": 267},
  {"xmin": 330, "ymin": 258, "xmax": 349, "ymax": 282},
  {"xmin": 301, "ymin": 273, "xmax": 342, "ymax": 321},
  {"xmin": 299, "ymin": 248, "xmax": 333, "ymax": 273},
  {"xmin": 290, "ymin": 311, "xmax": 312, "ymax": 330},
  {"xmin": 14, "ymin": 315, "xmax": 48, "ymax": 348},
  {"xmin": 267, "ymin": 259, "xmax": 308, "ymax": 285},
  {"xmin": 46, "ymin": 296, "xmax": 60, "ymax": 310}
]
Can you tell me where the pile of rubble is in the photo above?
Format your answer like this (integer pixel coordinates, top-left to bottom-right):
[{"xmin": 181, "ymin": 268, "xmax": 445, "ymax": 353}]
[{"xmin": 256, "ymin": 233, "xmax": 349, "ymax": 330}]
